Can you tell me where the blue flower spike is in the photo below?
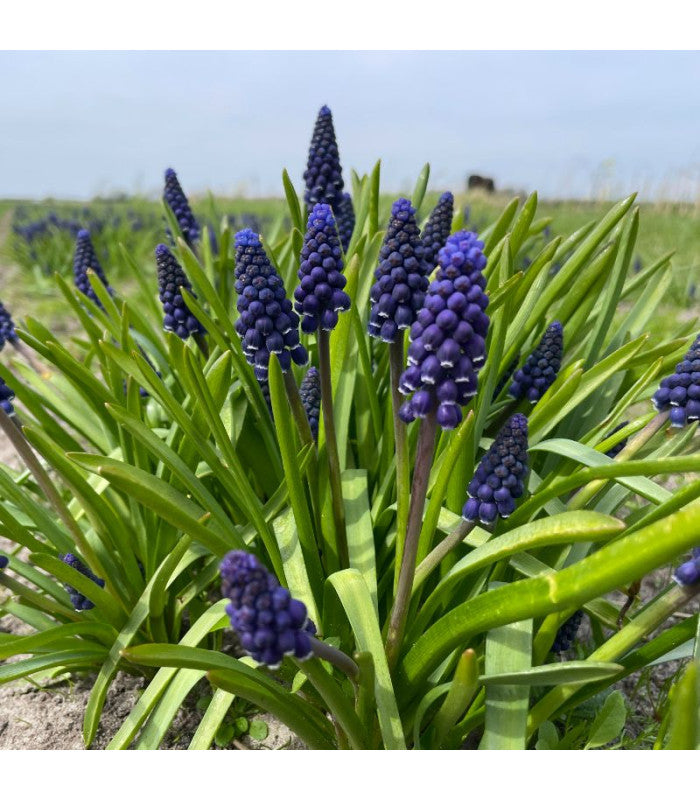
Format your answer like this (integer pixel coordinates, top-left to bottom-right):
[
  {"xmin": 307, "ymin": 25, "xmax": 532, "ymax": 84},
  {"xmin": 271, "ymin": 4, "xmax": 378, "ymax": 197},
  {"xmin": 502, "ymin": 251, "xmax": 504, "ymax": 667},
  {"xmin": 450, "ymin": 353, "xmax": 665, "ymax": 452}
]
[
  {"xmin": 0, "ymin": 301, "xmax": 18, "ymax": 350},
  {"xmin": 300, "ymin": 366, "xmax": 321, "ymax": 441},
  {"xmin": 220, "ymin": 550, "xmax": 316, "ymax": 668},
  {"xmin": 398, "ymin": 229, "xmax": 489, "ymax": 430},
  {"xmin": 155, "ymin": 244, "xmax": 206, "ymax": 340},
  {"xmin": 336, "ymin": 192, "xmax": 355, "ymax": 251},
  {"xmin": 294, "ymin": 204, "xmax": 351, "ymax": 334},
  {"xmin": 234, "ymin": 229, "xmax": 308, "ymax": 380},
  {"xmin": 462, "ymin": 413, "xmax": 529, "ymax": 526},
  {"xmin": 368, "ymin": 198, "xmax": 430, "ymax": 344},
  {"xmin": 652, "ymin": 334, "xmax": 700, "ymax": 427},
  {"xmin": 674, "ymin": 547, "xmax": 700, "ymax": 587},
  {"xmin": 61, "ymin": 553, "xmax": 105, "ymax": 611},
  {"xmin": 509, "ymin": 321, "xmax": 563, "ymax": 403},
  {"xmin": 73, "ymin": 229, "xmax": 112, "ymax": 308},
  {"xmin": 303, "ymin": 105, "xmax": 344, "ymax": 211},
  {"xmin": 551, "ymin": 610, "xmax": 584, "ymax": 653},
  {"xmin": 0, "ymin": 377, "xmax": 16, "ymax": 417},
  {"xmin": 163, "ymin": 168, "xmax": 200, "ymax": 248},
  {"xmin": 421, "ymin": 191, "xmax": 454, "ymax": 269}
]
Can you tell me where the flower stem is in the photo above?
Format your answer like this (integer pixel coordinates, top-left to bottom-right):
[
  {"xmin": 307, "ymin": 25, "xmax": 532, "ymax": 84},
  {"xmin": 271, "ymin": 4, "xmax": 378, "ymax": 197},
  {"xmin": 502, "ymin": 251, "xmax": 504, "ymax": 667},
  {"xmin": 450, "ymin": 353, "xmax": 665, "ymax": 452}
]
[
  {"xmin": 310, "ymin": 637, "xmax": 360, "ymax": 681},
  {"xmin": 412, "ymin": 519, "xmax": 474, "ymax": 594},
  {"xmin": 386, "ymin": 410, "xmax": 438, "ymax": 670},
  {"xmin": 389, "ymin": 338, "xmax": 411, "ymax": 593},
  {"xmin": 317, "ymin": 329, "xmax": 348, "ymax": 569}
]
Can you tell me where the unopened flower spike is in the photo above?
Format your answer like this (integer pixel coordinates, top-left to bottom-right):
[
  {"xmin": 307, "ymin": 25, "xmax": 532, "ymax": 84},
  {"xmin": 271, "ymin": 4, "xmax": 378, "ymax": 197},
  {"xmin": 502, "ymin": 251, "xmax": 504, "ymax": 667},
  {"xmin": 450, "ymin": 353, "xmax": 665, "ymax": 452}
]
[
  {"xmin": 234, "ymin": 229, "xmax": 308, "ymax": 380},
  {"xmin": 368, "ymin": 198, "xmax": 430, "ymax": 344},
  {"xmin": 336, "ymin": 192, "xmax": 355, "ymax": 251},
  {"xmin": 421, "ymin": 191, "xmax": 454, "ymax": 269},
  {"xmin": 0, "ymin": 377, "xmax": 16, "ymax": 417},
  {"xmin": 398, "ymin": 229, "xmax": 489, "ymax": 430},
  {"xmin": 299, "ymin": 366, "xmax": 321, "ymax": 441},
  {"xmin": 509, "ymin": 321, "xmax": 563, "ymax": 403},
  {"xmin": 220, "ymin": 550, "xmax": 316, "ymax": 667},
  {"xmin": 156, "ymin": 244, "xmax": 206, "ymax": 340},
  {"xmin": 61, "ymin": 553, "xmax": 105, "ymax": 611},
  {"xmin": 463, "ymin": 413, "xmax": 529, "ymax": 525},
  {"xmin": 303, "ymin": 105, "xmax": 344, "ymax": 212},
  {"xmin": 73, "ymin": 229, "xmax": 113, "ymax": 308},
  {"xmin": 0, "ymin": 300, "xmax": 18, "ymax": 351},
  {"xmin": 652, "ymin": 334, "xmax": 700, "ymax": 427},
  {"xmin": 551, "ymin": 610, "xmax": 584, "ymax": 653},
  {"xmin": 294, "ymin": 204, "xmax": 351, "ymax": 334},
  {"xmin": 163, "ymin": 168, "xmax": 200, "ymax": 248}
]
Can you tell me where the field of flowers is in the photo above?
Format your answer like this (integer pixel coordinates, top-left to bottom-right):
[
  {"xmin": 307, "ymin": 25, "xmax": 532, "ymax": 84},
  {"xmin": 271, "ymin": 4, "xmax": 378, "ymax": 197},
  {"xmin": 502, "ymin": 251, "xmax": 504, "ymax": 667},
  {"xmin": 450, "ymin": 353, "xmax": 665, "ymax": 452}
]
[{"xmin": 0, "ymin": 105, "xmax": 698, "ymax": 750}]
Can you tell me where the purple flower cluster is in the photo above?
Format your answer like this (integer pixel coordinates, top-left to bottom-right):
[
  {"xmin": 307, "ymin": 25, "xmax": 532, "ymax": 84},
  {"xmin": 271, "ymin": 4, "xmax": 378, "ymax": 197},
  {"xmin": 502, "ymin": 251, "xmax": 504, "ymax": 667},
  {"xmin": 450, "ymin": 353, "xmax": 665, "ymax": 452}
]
[
  {"xmin": 421, "ymin": 191, "xmax": 454, "ymax": 269},
  {"xmin": 294, "ymin": 204, "xmax": 351, "ymax": 334},
  {"xmin": 509, "ymin": 321, "xmax": 563, "ymax": 403},
  {"xmin": 220, "ymin": 550, "xmax": 316, "ymax": 667},
  {"xmin": 163, "ymin": 168, "xmax": 200, "ymax": 248},
  {"xmin": 303, "ymin": 105, "xmax": 344, "ymax": 211},
  {"xmin": 336, "ymin": 192, "xmax": 355, "ymax": 251},
  {"xmin": 398, "ymin": 230, "xmax": 489, "ymax": 429},
  {"xmin": 551, "ymin": 610, "xmax": 584, "ymax": 653},
  {"xmin": 74, "ymin": 229, "xmax": 113, "ymax": 308},
  {"xmin": 463, "ymin": 413, "xmax": 529, "ymax": 525},
  {"xmin": 0, "ymin": 301, "xmax": 18, "ymax": 350},
  {"xmin": 0, "ymin": 378, "xmax": 16, "ymax": 417},
  {"xmin": 0, "ymin": 553, "xmax": 8, "ymax": 569},
  {"xmin": 61, "ymin": 553, "xmax": 105, "ymax": 611},
  {"xmin": 368, "ymin": 198, "xmax": 429, "ymax": 344},
  {"xmin": 299, "ymin": 366, "xmax": 321, "ymax": 441},
  {"xmin": 234, "ymin": 229, "xmax": 307, "ymax": 380},
  {"xmin": 155, "ymin": 244, "xmax": 206, "ymax": 340},
  {"xmin": 652, "ymin": 334, "xmax": 700, "ymax": 427},
  {"xmin": 604, "ymin": 421, "xmax": 629, "ymax": 458},
  {"xmin": 674, "ymin": 548, "xmax": 700, "ymax": 587}
]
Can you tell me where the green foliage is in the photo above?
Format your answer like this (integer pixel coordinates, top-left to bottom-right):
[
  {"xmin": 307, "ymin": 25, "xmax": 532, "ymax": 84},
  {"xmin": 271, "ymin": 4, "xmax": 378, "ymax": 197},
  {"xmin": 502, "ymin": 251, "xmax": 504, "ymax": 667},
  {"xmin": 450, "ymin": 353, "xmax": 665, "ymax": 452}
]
[{"xmin": 0, "ymin": 170, "xmax": 699, "ymax": 751}]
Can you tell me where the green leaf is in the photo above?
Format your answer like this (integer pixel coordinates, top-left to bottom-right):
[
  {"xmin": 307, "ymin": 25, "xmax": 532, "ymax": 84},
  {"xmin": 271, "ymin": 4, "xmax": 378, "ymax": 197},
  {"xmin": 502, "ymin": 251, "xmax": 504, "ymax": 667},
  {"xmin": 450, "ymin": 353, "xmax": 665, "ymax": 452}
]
[
  {"xmin": 189, "ymin": 689, "xmax": 235, "ymax": 750},
  {"xmin": 665, "ymin": 661, "xmax": 699, "ymax": 749},
  {"xmin": 411, "ymin": 163, "xmax": 430, "ymax": 215},
  {"xmin": 480, "ymin": 661, "xmax": 622, "ymax": 686},
  {"xmin": 535, "ymin": 720, "xmax": 560, "ymax": 750},
  {"xmin": 342, "ymin": 470, "xmax": 377, "ymax": 613},
  {"xmin": 584, "ymin": 690, "xmax": 626, "ymax": 749},
  {"xmin": 248, "ymin": 718, "xmax": 269, "ymax": 741}
]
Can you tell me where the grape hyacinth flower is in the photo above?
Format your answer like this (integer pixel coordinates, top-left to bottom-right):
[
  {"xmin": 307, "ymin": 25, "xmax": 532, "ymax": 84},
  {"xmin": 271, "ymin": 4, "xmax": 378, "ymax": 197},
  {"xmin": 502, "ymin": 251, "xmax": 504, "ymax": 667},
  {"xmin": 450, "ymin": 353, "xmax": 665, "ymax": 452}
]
[
  {"xmin": 299, "ymin": 366, "xmax": 321, "ymax": 441},
  {"xmin": 0, "ymin": 378, "xmax": 16, "ymax": 417},
  {"xmin": 421, "ymin": 191, "xmax": 454, "ymax": 269},
  {"xmin": 163, "ymin": 168, "xmax": 200, "ymax": 248},
  {"xmin": 551, "ymin": 610, "xmax": 584, "ymax": 653},
  {"xmin": 652, "ymin": 334, "xmax": 700, "ymax": 427},
  {"xmin": 303, "ymin": 105, "xmax": 344, "ymax": 211},
  {"xmin": 155, "ymin": 244, "xmax": 206, "ymax": 340},
  {"xmin": 604, "ymin": 421, "xmax": 629, "ymax": 458},
  {"xmin": 220, "ymin": 550, "xmax": 315, "ymax": 667},
  {"xmin": 234, "ymin": 230, "xmax": 307, "ymax": 380},
  {"xmin": 336, "ymin": 192, "xmax": 355, "ymax": 251},
  {"xmin": 463, "ymin": 413, "xmax": 529, "ymax": 525},
  {"xmin": 0, "ymin": 300, "xmax": 18, "ymax": 350},
  {"xmin": 61, "ymin": 553, "xmax": 105, "ymax": 611},
  {"xmin": 398, "ymin": 230, "xmax": 489, "ymax": 430},
  {"xmin": 368, "ymin": 198, "xmax": 430, "ymax": 344},
  {"xmin": 294, "ymin": 204, "xmax": 351, "ymax": 334},
  {"xmin": 74, "ymin": 229, "xmax": 112, "ymax": 308},
  {"xmin": 509, "ymin": 321, "xmax": 563, "ymax": 403},
  {"xmin": 674, "ymin": 548, "xmax": 700, "ymax": 587},
  {"xmin": 0, "ymin": 553, "xmax": 7, "ymax": 569}
]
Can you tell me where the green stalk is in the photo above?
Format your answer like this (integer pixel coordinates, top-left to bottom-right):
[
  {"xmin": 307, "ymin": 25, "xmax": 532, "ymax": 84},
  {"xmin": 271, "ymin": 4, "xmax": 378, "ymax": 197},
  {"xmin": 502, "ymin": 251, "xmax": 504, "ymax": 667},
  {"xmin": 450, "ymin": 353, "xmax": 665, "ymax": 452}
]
[
  {"xmin": 386, "ymin": 411, "xmax": 438, "ymax": 669},
  {"xmin": 389, "ymin": 338, "xmax": 411, "ymax": 593},
  {"xmin": 413, "ymin": 519, "xmax": 474, "ymax": 594},
  {"xmin": 526, "ymin": 582, "xmax": 700, "ymax": 738},
  {"xmin": 310, "ymin": 637, "xmax": 359, "ymax": 681},
  {"xmin": 430, "ymin": 648, "xmax": 479, "ymax": 748},
  {"xmin": 318, "ymin": 329, "xmax": 348, "ymax": 568}
]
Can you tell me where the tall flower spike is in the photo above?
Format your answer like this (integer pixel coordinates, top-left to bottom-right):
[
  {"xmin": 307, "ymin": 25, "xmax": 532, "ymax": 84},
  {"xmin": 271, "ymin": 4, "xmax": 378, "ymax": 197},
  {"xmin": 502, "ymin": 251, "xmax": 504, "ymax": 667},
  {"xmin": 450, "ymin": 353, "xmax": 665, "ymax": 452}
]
[
  {"xmin": 0, "ymin": 377, "xmax": 16, "ymax": 417},
  {"xmin": 61, "ymin": 553, "xmax": 105, "ymax": 611},
  {"xmin": 368, "ymin": 198, "xmax": 430, "ymax": 344},
  {"xmin": 652, "ymin": 334, "xmax": 700, "ymax": 427},
  {"xmin": 155, "ymin": 244, "xmax": 206, "ymax": 340},
  {"xmin": 220, "ymin": 550, "xmax": 316, "ymax": 667},
  {"xmin": 234, "ymin": 229, "xmax": 308, "ymax": 379},
  {"xmin": 303, "ymin": 105, "xmax": 344, "ymax": 211},
  {"xmin": 336, "ymin": 192, "xmax": 355, "ymax": 251},
  {"xmin": 163, "ymin": 168, "xmax": 200, "ymax": 248},
  {"xmin": 551, "ymin": 610, "xmax": 584, "ymax": 653},
  {"xmin": 509, "ymin": 321, "xmax": 563, "ymax": 403},
  {"xmin": 398, "ymin": 229, "xmax": 489, "ymax": 429},
  {"xmin": 294, "ymin": 204, "xmax": 351, "ymax": 333},
  {"xmin": 0, "ymin": 301, "xmax": 18, "ymax": 350},
  {"xmin": 421, "ymin": 191, "xmax": 454, "ymax": 269},
  {"xmin": 463, "ymin": 414, "xmax": 529, "ymax": 525},
  {"xmin": 73, "ymin": 229, "xmax": 112, "ymax": 308},
  {"xmin": 674, "ymin": 547, "xmax": 700, "ymax": 586},
  {"xmin": 299, "ymin": 366, "xmax": 321, "ymax": 441}
]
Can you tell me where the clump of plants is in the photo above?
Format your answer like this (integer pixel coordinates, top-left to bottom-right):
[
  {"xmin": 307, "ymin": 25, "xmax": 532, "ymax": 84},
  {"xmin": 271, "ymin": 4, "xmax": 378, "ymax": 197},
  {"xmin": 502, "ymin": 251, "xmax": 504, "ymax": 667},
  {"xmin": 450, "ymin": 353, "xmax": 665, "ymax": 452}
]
[{"xmin": 0, "ymin": 105, "xmax": 699, "ymax": 750}]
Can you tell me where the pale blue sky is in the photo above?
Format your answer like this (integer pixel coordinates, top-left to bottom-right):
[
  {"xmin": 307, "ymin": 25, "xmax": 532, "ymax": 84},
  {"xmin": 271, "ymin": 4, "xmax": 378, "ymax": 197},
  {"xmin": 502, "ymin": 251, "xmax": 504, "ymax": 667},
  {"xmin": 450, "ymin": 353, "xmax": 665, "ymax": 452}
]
[{"xmin": 2, "ymin": 51, "xmax": 699, "ymax": 201}]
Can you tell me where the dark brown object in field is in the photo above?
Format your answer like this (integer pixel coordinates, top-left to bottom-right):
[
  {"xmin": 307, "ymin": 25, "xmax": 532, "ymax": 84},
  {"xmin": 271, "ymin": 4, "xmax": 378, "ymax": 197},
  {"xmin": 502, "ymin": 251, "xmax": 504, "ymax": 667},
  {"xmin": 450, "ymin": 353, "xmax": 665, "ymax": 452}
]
[{"xmin": 468, "ymin": 174, "xmax": 495, "ymax": 193}]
